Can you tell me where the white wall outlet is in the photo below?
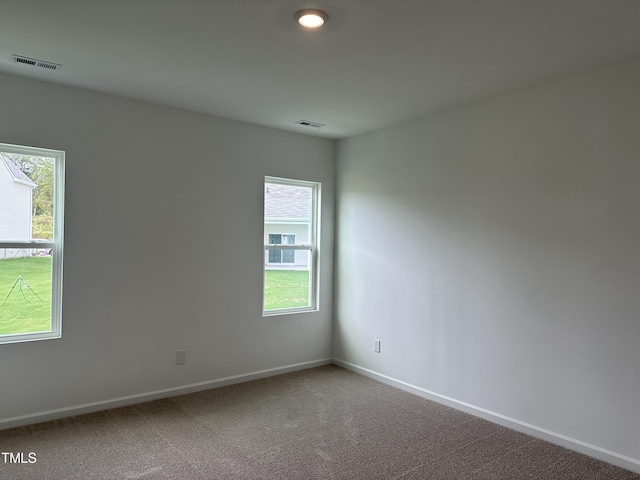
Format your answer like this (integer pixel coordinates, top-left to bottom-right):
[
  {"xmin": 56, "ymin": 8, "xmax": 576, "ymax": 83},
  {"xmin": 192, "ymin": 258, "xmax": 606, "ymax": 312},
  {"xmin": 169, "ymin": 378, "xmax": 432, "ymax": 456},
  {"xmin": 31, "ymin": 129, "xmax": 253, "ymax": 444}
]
[
  {"xmin": 374, "ymin": 339, "xmax": 381, "ymax": 353},
  {"xmin": 176, "ymin": 350, "xmax": 186, "ymax": 365}
]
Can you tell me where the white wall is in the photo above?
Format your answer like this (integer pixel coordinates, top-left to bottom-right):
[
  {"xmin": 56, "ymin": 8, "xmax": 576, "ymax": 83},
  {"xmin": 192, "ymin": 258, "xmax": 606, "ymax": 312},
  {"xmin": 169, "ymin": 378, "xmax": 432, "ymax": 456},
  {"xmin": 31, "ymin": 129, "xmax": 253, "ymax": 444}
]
[
  {"xmin": 0, "ymin": 72, "xmax": 335, "ymax": 422},
  {"xmin": 335, "ymin": 61, "xmax": 640, "ymax": 468}
]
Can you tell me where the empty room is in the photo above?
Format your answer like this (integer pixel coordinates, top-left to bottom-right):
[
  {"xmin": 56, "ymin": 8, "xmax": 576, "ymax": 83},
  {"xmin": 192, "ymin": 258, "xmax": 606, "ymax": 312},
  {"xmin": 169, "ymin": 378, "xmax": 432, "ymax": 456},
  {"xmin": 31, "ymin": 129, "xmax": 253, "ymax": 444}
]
[{"xmin": 1, "ymin": 1, "xmax": 640, "ymax": 479}]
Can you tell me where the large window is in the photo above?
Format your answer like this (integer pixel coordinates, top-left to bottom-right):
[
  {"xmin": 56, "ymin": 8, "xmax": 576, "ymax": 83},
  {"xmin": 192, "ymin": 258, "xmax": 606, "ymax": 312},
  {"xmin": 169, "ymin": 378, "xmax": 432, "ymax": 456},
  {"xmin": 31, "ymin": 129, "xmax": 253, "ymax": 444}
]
[
  {"xmin": 263, "ymin": 177, "xmax": 320, "ymax": 315},
  {"xmin": 0, "ymin": 143, "xmax": 64, "ymax": 344}
]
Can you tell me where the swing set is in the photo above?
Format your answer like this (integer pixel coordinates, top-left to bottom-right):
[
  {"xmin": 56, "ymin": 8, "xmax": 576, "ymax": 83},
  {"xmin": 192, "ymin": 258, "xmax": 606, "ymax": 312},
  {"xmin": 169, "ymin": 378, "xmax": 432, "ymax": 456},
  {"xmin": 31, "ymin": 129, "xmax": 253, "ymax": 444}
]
[{"xmin": 1, "ymin": 276, "xmax": 43, "ymax": 306}]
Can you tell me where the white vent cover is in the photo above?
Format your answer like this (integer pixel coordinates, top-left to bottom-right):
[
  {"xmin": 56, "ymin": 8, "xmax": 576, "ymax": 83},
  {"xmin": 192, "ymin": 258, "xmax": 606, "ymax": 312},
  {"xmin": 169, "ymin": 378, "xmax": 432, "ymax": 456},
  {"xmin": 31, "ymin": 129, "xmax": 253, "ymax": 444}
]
[
  {"xmin": 296, "ymin": 120, "xmax": 325, "ymax": 129},
  {"xmin": 12, "ymin": 55, "xmax": 62, "ymax": 71}
]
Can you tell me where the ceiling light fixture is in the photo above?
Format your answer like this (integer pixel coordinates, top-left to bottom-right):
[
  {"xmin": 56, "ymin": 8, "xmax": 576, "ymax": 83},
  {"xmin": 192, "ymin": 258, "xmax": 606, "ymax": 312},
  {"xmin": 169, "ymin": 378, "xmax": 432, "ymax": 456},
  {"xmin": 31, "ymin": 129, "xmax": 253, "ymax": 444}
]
[{"xmin": 294, "ymin": 9, "xmax": 328, "ymax": 28}]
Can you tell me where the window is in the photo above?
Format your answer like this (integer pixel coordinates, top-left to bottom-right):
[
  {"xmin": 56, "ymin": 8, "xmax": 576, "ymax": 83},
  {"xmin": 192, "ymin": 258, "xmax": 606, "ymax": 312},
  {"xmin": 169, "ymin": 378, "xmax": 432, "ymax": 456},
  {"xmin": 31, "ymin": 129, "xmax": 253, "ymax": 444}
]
[
  {"xmin": 0, "ymin": 143, "xmax": 64, "ymax": 344},
  {"xmin": 263, "ymin": 177, "xmax": 320, "ymax": 315},
  {"xmin": 268, "ymin": 234, "xmax": 295, "ymax": 264}
]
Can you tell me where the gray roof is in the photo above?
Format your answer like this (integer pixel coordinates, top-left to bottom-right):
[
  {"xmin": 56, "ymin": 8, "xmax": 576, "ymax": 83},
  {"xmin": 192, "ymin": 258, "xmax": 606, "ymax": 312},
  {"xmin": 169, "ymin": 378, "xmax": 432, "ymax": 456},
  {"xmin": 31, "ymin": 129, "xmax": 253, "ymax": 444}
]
[
  {"xmin": 0, "ymin": 153, "xmax": 37, "ymax": 187},
  {"xmin": 265, "ymin": 182, "xmax": 311, "ymax": 220}
]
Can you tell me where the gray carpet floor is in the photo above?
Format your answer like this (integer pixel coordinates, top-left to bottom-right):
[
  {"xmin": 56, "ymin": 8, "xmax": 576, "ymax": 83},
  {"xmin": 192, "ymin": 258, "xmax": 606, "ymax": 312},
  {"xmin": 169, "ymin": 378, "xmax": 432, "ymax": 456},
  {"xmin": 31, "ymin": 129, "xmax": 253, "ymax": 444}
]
[{"xmin": 1, "ymin": 365, "xmax": 638, "ymax": 479}]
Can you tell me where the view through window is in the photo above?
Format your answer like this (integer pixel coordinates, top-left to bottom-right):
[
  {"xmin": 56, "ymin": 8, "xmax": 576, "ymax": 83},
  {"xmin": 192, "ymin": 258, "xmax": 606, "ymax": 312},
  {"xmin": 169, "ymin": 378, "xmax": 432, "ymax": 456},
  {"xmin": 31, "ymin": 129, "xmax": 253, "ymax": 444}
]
[
  {"xmin": 0, "ymin": 143, "xmax": 64, "ymax": 343},
  {"xmin": 263, "ymin": 177, "xmax": 319, "ymax": 315}
]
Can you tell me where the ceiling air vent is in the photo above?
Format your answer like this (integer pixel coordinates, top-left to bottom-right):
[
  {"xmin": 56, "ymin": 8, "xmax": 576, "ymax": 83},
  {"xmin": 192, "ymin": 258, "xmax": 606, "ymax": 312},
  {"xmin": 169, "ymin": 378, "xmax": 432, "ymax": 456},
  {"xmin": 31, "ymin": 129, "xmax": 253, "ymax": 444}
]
[
  {"xmin": 296, "ymin": 120, "xmax": 325, "ymax": 129},
  {"xmin": 12, "ymin": 55, "xmax": 62, "ymax": 71}
]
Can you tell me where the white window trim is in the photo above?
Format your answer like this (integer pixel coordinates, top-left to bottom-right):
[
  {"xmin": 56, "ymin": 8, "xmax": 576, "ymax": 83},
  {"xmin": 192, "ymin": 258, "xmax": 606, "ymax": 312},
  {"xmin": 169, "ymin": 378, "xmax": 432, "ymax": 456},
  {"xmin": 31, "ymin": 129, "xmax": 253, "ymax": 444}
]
[
  {"xmin": 0, "ymin": 142, "xmax": 65, "ymax": 344},
  {"xmin": 263, "ymin": 176, "xmax": 320, "ymax": 316}
]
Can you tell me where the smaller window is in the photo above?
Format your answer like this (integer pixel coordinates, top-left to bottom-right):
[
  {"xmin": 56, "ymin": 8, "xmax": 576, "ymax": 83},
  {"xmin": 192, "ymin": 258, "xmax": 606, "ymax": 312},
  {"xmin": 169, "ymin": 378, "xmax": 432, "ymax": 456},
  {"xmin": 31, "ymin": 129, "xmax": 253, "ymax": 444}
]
[{"xmin": 263, "ymin": 177, "xmax": 320, "ymax": 315}]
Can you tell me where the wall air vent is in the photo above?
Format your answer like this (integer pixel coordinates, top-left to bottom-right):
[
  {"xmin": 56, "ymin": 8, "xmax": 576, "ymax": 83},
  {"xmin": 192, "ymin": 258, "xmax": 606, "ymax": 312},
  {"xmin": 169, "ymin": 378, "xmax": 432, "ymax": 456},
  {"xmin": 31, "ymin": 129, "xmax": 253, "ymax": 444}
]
[
  {"xmin": 12, "ymin": 55, "xmax": 62, "ymax": 71},
  {"xmin": 295, "ymin": 120, "xmax": 325, "ymax": 129}
]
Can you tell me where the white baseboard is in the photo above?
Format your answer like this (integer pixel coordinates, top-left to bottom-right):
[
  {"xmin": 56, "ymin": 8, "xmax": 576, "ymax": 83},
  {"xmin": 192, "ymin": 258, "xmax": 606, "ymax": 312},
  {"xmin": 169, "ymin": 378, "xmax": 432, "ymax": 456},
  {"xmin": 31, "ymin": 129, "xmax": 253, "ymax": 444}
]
[
  {"xmin": 0, "ymin": 358, "xmax": 332, "ymax": 431},
  {"xmin": 332, "ymin": 358, "xmax": 640, "ymax": 475}
]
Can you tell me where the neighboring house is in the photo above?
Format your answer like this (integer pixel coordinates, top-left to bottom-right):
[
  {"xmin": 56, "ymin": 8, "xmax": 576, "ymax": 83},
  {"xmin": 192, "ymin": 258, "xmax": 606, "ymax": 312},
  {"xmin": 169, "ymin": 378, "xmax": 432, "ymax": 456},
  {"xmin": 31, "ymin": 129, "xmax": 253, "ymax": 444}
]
[
  {"xmin": 264, "ymin": 182, "xmax": 311, "ymax": 270},
  {"xmin": 0, "ymin": 152, "xmax": 36, "ymax": 259}
]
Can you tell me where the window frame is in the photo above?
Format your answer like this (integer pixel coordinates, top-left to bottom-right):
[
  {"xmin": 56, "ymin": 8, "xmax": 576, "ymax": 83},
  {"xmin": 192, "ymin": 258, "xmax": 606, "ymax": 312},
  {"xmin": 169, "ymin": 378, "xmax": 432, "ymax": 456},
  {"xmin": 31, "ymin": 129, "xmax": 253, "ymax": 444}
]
[
  {"xmin": 0, "ymin": 142, "xmax": 65, "ymax": 344},
  {"xmin": 263, "ymin": 176, "xmax": 320, "ymax": 316}
]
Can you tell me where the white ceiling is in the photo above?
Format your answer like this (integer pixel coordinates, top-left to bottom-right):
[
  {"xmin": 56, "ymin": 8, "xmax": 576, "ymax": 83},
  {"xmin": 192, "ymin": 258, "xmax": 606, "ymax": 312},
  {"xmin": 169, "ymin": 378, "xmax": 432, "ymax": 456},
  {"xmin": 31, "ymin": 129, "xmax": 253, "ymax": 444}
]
[{"xmin": 1, "ymin": 1, "xmax": 639, "ymax": 139}]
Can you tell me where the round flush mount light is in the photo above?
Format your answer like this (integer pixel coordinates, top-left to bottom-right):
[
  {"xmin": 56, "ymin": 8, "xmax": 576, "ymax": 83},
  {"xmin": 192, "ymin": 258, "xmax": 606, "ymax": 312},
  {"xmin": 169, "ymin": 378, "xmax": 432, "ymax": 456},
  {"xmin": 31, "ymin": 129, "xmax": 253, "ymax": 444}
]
[{"xmin": 294, "ymin": 9, "xmax": 328, "ymax": 28}]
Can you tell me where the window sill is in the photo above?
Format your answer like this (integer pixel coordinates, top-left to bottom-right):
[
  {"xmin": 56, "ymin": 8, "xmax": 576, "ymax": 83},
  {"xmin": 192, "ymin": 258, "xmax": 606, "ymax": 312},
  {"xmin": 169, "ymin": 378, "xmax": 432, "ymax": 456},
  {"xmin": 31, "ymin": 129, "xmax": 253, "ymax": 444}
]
[
  {"xmin": 262, "ymin": 306, "xmax": 319, "ymax": 317},
  {"xmin": 0, "ymin": 331, "xmax": 62, "ymax": 345}
]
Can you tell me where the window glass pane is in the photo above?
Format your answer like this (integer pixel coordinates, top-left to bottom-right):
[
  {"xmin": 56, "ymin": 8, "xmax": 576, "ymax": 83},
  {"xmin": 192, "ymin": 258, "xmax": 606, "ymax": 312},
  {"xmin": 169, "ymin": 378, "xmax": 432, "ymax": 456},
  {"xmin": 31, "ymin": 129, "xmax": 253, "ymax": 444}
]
[
  {"xmin": 264, "ymin": 183, "xmax": 312, "ymax": 221},
  {"xmin": 268, "ymin": 234, "xmax": 281, "ymax": 244},
  {"xmin": 263, "ymin": 250, "xmax": 310, "ymax": 311},
  {"xmin": 268, "ymin": 249, "xmax": 281, "ymax": 263},
  {"xmin": 0, "ymin": 153, "xmax": 55, "ymax": 241},
  {"xmin": 282, "ymin": 248, "xmax": 295, "ymax": 264},
  {"xmin": 0, "ymin": 249, "xmax": 52, "ymax": 335}
]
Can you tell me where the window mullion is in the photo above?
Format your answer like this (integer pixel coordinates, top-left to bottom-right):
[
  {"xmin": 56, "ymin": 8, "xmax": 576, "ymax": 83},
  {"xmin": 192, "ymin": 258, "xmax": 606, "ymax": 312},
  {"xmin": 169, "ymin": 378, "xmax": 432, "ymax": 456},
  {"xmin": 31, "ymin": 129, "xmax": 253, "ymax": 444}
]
[{"xmin": 264, "ymin": 244, "xmax": 313, "ymax": 250}]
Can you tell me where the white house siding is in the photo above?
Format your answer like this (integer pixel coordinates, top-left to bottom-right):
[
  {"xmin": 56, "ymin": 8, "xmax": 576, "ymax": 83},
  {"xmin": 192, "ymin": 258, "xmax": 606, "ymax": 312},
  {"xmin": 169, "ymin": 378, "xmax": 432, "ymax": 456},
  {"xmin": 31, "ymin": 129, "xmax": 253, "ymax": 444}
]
[
  {"xmin": 0, "ymin": 156, "xmax": 34, "ymax": 259},
  {"xmin": 264, "ymin": 222, "xmax": 309, "ymax": 269}
]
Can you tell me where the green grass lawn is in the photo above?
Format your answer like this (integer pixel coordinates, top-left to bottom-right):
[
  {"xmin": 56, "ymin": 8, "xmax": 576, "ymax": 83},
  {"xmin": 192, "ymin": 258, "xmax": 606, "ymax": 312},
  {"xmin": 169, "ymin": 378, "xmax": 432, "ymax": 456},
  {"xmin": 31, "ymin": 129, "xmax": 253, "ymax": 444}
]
[
  {"xmin": 264, "ymin": 269, "xmax": 310, "ymax": 311},
  {"xmin": 0, "ymin": 256, "xmax": 52, "ymax": 335}
]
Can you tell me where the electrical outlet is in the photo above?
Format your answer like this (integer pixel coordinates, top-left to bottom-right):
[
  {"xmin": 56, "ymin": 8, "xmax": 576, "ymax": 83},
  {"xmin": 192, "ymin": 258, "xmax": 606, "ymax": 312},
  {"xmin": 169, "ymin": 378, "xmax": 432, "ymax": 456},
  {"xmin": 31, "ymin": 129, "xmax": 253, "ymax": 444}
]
[
  {"xmin": 176, "ymin": 350, "xmax": 186, "ymax": 365},
  {"xmin": 374, "ymin": 339, "xmax": 381, "ymax": 353}
]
